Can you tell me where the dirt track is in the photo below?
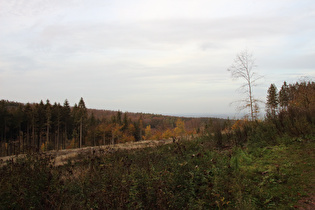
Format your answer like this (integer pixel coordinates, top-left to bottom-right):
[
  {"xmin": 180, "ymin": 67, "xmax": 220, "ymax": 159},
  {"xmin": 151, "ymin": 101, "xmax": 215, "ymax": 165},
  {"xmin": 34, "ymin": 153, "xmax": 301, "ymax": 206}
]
[{"xmin": 0, "ymin": 138, "xmax": 174, "ymax": 167}]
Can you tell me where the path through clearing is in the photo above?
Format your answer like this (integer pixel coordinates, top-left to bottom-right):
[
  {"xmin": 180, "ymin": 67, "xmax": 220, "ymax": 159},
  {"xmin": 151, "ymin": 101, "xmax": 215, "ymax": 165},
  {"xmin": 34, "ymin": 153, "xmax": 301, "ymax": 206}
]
[{"xmin": 0, "ymin": 138, "xmax": 174, "ymax": 167}]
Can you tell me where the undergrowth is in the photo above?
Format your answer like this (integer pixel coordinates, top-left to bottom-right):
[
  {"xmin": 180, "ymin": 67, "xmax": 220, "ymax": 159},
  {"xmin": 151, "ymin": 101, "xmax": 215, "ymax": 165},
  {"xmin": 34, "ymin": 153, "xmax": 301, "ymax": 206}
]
[{"xmin": 0, "ymin": 136, "xmax": 314, "ymax": 209}]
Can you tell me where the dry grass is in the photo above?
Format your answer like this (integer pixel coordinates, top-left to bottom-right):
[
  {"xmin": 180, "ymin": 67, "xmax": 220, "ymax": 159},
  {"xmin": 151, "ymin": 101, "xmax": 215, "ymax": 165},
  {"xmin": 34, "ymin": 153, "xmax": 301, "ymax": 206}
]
[{"xmin": 0, "ymin": 138, "xmax": 174, "ymax": 167}]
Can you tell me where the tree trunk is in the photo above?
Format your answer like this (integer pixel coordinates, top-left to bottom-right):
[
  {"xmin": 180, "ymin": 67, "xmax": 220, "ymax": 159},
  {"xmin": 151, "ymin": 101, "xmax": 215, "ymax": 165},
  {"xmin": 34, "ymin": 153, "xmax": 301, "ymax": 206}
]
[
  {"xmin": 27, "ymin": 124, "xmax": 30, "ymax": 153},
  {"xmin": 111, "ymin": 129, "xmax": 115, "ymax": 145},
  {"xmin": 57, "ymin": 123, "xmax": 60, "ymax": 150},
  {"xmin": 46, "ymin": 124, "xmax": 49, "ymax": 150},
  {"xmin": 249, "ymin": 82, "xmax": 254, "ymax": 120},
  {"xmin": 80, "ymin": 119, "xmax": 83, "ymax": 148},
  {"xmin": 32, "ymin": 118, "xmax": 35, "ymax": 152},
  {"xmin": 64, "ymin": 125, "xmax": 67, "ymax": 149}
]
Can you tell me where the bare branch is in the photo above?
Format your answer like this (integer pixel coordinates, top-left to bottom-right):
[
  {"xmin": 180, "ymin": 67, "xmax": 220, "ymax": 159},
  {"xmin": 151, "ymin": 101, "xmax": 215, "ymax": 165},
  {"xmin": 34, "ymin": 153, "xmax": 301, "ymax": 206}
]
[{"xmin": 227, "ymin": 49, "xmax": 263, "ymax": 120}]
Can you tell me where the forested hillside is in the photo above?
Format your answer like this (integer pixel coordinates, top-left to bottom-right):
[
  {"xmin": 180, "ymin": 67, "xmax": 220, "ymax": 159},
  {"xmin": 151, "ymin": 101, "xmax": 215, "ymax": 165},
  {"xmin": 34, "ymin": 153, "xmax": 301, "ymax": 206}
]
[
  {"xmin": 0, "ymin": 98, "xmax": 227, "ymax": 157},
  {"xmin": 0, "ymin": 80, "xmax": 314, "ymax": 209}
]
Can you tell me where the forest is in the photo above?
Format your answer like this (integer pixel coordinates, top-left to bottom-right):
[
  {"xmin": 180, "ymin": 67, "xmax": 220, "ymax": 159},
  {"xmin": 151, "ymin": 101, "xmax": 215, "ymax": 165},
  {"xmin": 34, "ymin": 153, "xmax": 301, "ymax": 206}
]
[
  {"xmin": 0, "ymin": 80, "xmax": 314, "ymax": 209},
  {"xmin": 0, "ymin": 97, "xmax": 226, "ymax": 157}
]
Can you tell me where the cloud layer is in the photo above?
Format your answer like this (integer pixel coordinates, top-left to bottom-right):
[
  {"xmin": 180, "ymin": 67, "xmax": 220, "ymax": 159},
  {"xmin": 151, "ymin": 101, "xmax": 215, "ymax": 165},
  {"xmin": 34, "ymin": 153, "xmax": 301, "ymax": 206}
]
[{"xmin": 1, "ymin": 0, "xmax": 315, "ymax": 116}]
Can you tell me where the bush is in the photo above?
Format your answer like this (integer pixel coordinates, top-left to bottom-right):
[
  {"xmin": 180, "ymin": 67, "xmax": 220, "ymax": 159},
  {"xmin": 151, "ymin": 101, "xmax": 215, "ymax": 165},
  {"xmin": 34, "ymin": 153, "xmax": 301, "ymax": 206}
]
[{"xmin": 248, "ymin": 121, "xmax": 278, "ymax": 147}]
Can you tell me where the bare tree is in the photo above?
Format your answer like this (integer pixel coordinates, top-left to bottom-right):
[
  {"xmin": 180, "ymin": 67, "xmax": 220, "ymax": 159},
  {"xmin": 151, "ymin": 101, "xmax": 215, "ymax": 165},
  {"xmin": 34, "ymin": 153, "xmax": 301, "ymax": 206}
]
[{"xmin": 227, "ymin": 49, "xmax": 263, "ymax": 120}]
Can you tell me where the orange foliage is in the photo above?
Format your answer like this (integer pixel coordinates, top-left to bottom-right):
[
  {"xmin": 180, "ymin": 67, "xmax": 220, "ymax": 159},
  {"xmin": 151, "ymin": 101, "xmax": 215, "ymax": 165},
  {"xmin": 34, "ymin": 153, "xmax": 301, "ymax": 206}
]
[
  {"xmin": 152, "ymin": 131, "xmax": 163, "ymax": 140},
  {"xmin": 231, "ymin": 119, "xmax": 248, "ymax": 131},
  {"xmin": 120, "ymin": 134, "xmax": 135, "ymax": 143},
  {"xmin": 66, "ymin": 138, "xmax": 76, "ymax": 149}
]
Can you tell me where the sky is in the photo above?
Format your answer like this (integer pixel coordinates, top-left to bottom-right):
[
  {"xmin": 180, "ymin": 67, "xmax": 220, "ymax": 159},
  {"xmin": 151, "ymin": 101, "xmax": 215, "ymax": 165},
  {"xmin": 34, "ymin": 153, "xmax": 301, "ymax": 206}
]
[{"xmin": 1, "ymin": 0, "xmax": 315, "ymax": 117}]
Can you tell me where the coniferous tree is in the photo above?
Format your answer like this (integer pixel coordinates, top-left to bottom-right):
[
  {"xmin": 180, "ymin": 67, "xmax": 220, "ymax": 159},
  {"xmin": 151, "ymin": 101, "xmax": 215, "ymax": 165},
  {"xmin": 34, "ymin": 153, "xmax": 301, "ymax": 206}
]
[
  {"xmin": 36, "ymin": 100, "xmax": 46, "ymax": 151},
  {"xmin": 14, "ymin": 105, "xmax": 24, "ymax": 154},
  {"xmin": 62, "ymin": 100, "xmax": 72, "ymax": 149},
  {"xmin": 138, "ymin": 115, "xmax": 143, "ymax": 141},
  {"xmin": 122, "ymin": 112, "xmax": 129, "ymax": 132},
  {"xmin": 266, "ymin": 84, "xmax": 279, "ymax": 117},
  {"xmin": 279, "ymin": 81, "xmax": 289, "ymax": 110},
  {"xmin": 52, "ymin": 103, "xmax": 62, "ymax": 150},
  {"xmin": 0, "ymin": 101, "xmax": 8, "ymax": 149},
  {"xmin": 132, "ymin": 115, "xmax": 143, "ymax": 142},
  {"xmin": 23, "ymin": 103, "xmax": 33, "ymax": 152},
  {"xmin": 30, "ymin": 104, "xmax": 36, "ymax": 151},
  {"xmin": 133, "ymin": 120, "xmax": 140, "ymax": 142},
  {"xmin": 72, "ymin": 103, "xmax": 79, "ymax": 147},
  {"xmin": 45, "ymin": 100, "xmax": 52, "ymax": 149},
  {"xmin": 78, "ymin": 97, "xmax": 87, "ymax": 148},
  {"xmin": 116, "ymin": 111, "xmax": 122, "ymax": 125}
]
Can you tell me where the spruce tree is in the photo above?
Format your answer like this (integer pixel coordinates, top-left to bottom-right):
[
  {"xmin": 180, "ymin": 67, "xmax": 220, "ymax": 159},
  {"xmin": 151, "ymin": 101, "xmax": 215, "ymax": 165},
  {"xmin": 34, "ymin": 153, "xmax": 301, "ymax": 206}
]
[
  {"xmin": 279, "ymin": 81, "xmax": 289, "ymax": 110},
  {"xmin": 36, "ymin": 100, "xmax": 46, "ymax": 151},
  {"xmin": 23, "ymin": 103, "xmax": 33, "ymax": 152},
  {"xmin": 45, "ymin": 100, "xmax": 52, "ymax": 149},
  {"xmin": 266, "ymin": 84, "xmax": 279, "ymax": 117},
  {"xmin": 78, "ymin": 97, "xmax": 87, "ymax": 148},
  {"xmin": 62, "ymin": 100, "xmax": 72, "ymax": 149}
]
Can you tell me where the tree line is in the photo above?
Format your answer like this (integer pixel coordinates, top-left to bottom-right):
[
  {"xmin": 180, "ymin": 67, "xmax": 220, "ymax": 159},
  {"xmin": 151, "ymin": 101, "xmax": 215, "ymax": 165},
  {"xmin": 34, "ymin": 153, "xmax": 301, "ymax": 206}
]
[
  {"xmin": 265, "ymin": 80, "xmax": 315, "ymax": 137},
  {"xmin": 0, "ymin": 98, "xmax": 221, "ymax": 157},
  {"xmin": 266, "ymin": 80, "xmax": 315, "ymax": 118},
  {"xmin": 0, "ymin": 98, "xmax": 86, "ymax": 156}
]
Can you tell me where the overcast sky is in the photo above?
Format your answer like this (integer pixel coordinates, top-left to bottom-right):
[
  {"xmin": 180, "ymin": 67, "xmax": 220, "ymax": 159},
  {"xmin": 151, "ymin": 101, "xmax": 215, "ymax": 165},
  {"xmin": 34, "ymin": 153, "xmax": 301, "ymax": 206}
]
[{"xmin": 1, "ymin": 0, "xmax": 314, "ymax": 117}]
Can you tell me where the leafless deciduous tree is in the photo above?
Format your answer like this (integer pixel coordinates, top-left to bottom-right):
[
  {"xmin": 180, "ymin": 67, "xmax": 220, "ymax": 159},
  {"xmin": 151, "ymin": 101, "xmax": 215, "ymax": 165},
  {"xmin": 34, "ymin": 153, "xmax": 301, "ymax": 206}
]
[{"xmin": 227, "ymin": 49, "xmax": 263, "ymax": 120}]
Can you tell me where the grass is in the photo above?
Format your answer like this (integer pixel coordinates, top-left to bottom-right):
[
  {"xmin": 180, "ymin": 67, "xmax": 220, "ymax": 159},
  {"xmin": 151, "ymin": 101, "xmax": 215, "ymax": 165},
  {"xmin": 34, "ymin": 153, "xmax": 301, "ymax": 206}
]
[{"xmin": 0, "ymin": 137, "xmax": 314, "ymax": 209}]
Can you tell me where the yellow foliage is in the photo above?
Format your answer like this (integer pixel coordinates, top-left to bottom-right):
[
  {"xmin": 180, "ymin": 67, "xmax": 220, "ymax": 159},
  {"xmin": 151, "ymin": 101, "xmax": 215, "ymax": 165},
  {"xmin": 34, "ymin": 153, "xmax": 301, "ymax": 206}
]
[
  {"xmin": 162, "ymin": 129, "xmax": 174, "ymax": 139},
  {"xmin": 174, "ymin": 119, "xmax": 186, "ymax": 136},
  {"xmin": 144, "ymin": 125, "xmax": 152, "ymax": 140}
]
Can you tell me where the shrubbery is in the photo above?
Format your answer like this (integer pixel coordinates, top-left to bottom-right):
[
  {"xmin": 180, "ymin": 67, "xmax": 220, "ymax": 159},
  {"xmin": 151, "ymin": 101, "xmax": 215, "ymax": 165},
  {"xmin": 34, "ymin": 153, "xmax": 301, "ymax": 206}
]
[{"xmin": 1, "ymin": 136, "xmax": 314, "ymax": 209}]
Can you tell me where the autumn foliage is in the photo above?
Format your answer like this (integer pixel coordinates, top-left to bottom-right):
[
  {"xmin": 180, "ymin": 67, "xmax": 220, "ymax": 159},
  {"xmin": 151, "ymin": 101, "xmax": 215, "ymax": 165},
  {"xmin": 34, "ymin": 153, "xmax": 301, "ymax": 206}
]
[{"xmin": 0, "ymin": 99, "xmax": 223, "ymax": 157}]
